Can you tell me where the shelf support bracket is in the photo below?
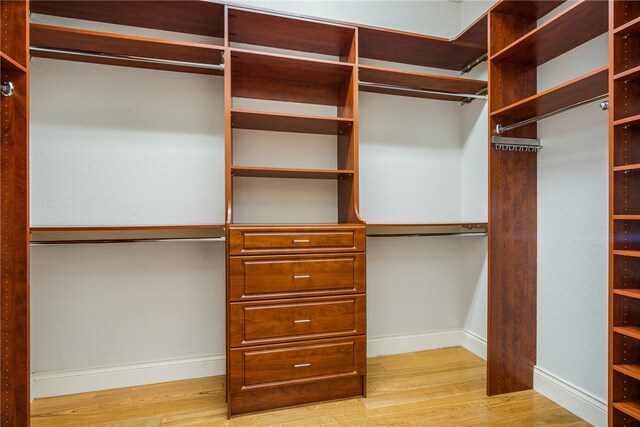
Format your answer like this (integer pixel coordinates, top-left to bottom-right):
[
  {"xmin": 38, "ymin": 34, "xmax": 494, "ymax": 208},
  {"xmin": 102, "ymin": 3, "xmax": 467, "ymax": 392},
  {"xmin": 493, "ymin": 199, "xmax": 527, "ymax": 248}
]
[
  {"xmin": 460, "ymin": 88, "xmax": 487, "ymax": 105},
  {"xmin": 491, "ymin": 136, "xmax": 541, "ymax": 153},
  {"xmin": 459, "ymin": 53, "xmax": 488, "ymax": 75}
]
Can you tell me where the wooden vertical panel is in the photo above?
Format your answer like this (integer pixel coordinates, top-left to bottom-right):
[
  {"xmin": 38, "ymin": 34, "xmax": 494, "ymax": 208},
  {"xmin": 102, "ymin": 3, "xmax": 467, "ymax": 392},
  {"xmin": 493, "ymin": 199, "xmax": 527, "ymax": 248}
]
[
  {"xmin": 0, "ymin": 0, "xmax": 28, "ymax": 67},
  {"xmin": 487, "ymin": 9, "xmax": 537, "ymax": 396}
]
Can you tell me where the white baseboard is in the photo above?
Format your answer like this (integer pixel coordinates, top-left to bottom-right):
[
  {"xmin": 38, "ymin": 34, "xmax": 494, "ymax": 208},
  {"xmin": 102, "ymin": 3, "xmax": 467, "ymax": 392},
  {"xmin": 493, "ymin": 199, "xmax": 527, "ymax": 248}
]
[
  {"xmin": 534, "ymin": 366, "xmax": 607, "ymax": 427},
  {"xmin": 32, "ymin": 328, "xmax": 489, "ymax": 400},
  {"xmin": 31, "ymin": 353, "xmax": 226, "ymax": 400}
]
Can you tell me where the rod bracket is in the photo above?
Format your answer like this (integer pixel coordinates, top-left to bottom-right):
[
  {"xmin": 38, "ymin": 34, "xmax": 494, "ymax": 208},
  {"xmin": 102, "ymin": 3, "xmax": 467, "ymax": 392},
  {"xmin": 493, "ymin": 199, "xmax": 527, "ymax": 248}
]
[
  {"xmin": 1, "ymin": 81, "xmax": 14, "ymax": 97},
  {"xmin": 491, "ymin": 136, "xmax": 541, "ymax": 153},
  {"xmin": 459, "ymin": 53, "xmax": 488, "ymax": 75},
  {"xmin": 460, "ymin": 88, "xmax": 488, "ymax": 105}
]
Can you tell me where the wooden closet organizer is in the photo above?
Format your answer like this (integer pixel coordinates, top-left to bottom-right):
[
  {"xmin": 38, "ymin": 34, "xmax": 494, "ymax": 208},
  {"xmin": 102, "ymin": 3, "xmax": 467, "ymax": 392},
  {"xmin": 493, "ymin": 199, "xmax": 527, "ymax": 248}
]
[{"xmin": 0, "ymin": 0, "xmax": 617, "ymax": 423}]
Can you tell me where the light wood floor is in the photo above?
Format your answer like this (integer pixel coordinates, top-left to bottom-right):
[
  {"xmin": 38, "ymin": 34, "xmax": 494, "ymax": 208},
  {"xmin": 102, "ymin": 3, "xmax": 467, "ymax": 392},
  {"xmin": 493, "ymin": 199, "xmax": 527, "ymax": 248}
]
[{"xmin": 31, "ymin": 347, "xmax": 590, "ymax": 426}]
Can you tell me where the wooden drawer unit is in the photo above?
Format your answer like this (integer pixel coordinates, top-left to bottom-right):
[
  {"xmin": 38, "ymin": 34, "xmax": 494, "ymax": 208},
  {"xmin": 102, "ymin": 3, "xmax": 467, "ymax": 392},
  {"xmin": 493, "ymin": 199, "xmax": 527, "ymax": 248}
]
[
  {"xmin": 230, "ymin": 295, "xmax": 365, "ymax": 346},
  {"xmin": 228, "ymin": 225, "xmax": 365, "ymax": 255},
  {"xmin": 229, "ymin": 253, "xmax": 365, "ymax": 300},
  {"xmin": 229, "ymin": 336, "xmax": 366, "ymax": 393}
]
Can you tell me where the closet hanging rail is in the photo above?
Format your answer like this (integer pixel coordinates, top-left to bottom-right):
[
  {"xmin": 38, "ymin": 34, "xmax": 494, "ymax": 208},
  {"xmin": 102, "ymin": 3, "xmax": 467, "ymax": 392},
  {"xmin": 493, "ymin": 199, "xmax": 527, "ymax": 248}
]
[
  {"xmin": 30, "ymin": 237, "xmax": 226, "ymax": 245},
  {"xmin": 29, "ymin": 46, "xmax": 225, "ymax": 71},
  {"xmin": 358, "ymin": 81, "xmax": 488, "ymax": 100},
  {"xmin": 495, "ymin": 94, "xmax": 608, "ymax": 135}
]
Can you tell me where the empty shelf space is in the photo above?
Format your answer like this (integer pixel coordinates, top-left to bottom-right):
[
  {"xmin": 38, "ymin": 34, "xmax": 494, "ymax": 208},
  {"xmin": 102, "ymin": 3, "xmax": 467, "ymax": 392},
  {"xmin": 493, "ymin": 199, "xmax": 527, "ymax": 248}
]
[
  {"xmin": 614, "ymin": 250, "xmax": 640, "ymax": 258},
  {"xmin": 228, "ymin": 8, "xmax": 356, "ymax": 59},
  {"xmin": 231, "ymin": 110, "xmax": 353, "ymax": 135},
  {"xmin": 614, "ymin": 289, "xmax": 640, "ymax": 300},
  {"xmin": 0, "ymin": 51, "xmax": 27, "ymax": 73},
  {"xmin": 30, "ymin": 24, "xmax": 224, "ymax": 74},
  {"xmin": 614, "ymin": 164, "xmax": 640, "ymax": 173},
  {"xmin": 491, "ymin": 0, "xmax": 607, "ymax": 66},
  {"xmin": 231, "ymin": 166, "xmax": 354, "ymax": 180},
  {"xmin": 615, "ymin": 326, "xmax": 640, "ymax": 340},
  {"xmin": 490, "ymin": 1, "xmax": 565, "ymax": 20},
  {"xmin": 614, "ymin": 401, "xmax": 640, "ymax": 421},
  {"xmin": 358, "ymin": 65, "xmax": 486, "ymax": 102},
  {"xmin": 366, "ymin": 223, "xmax": 488, "ymax": 237},
  {"xmin": 30, "ymin": 0, "xmax": 225, "ymax": 38},
  {"xmin": 231, "ymin": 49, "xmax": 353, "ymax": 105},
  {"xmin": 358, "ymin": 25, "xmax": 486, "ymax": 71},
  {"xmin": 491, "ymin": 66, "xmax": 608, "ymax": 124},
  {"xmin": 615, "ymin": 15, "xmax": 640, "ymax": 36},
  {"xmin": 615, "ymin": 115, "xmax": 640, "ymax": 127},
  {"xmin": 30, "ymin": 225, "xmax": 226, "ymax": 243}
]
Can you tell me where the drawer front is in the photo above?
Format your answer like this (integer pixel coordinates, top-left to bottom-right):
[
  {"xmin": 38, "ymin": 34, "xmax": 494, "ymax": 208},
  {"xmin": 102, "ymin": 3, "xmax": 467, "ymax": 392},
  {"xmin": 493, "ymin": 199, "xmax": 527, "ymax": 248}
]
[
  {"xmin": 229, "ymin": 253, "xmax": 365, "ymax": 301},
  {"xmin": 228, "ymin": 226, "xmax": 365, "ymax": 255},
  {"xmin": 230, "ymin": 336, "xmax": 366, "ymax": 392},
  {"xmin": 230, "ymin": 295, "xmax": 365, "ymax": 346}
]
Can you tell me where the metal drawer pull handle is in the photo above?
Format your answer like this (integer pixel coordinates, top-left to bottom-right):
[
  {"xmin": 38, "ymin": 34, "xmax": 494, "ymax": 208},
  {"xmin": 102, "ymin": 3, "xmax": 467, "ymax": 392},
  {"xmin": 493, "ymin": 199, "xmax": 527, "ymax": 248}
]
[
  {"xmin": 293, "ymin": 319, "xmax": 311, "ymax": 323},
  {"xmin": 292, "ymin": 239, "xmax": 310, "ymax": 243},
  {"xmin": 292, "ymin": 275, "xmax": 311, "ymax": 279},
  {"xmin": 293, "ymin": 363, "xmax": 312, "ymax": 368}
]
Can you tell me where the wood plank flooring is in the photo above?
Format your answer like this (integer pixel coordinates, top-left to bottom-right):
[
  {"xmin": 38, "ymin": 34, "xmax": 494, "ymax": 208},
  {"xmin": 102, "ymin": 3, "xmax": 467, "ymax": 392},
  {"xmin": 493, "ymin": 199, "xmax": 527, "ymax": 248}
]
[{"xmin": 31, "ymin": 347, "xmax": 590, "ymax": 426}]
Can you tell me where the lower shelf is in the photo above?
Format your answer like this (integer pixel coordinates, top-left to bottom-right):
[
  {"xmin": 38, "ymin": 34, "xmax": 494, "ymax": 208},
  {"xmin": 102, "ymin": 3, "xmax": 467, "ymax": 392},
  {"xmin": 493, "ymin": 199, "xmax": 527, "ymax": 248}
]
[
  {"xmin": 30, "ymin": 225, "xmax": 226, "ymax": 243},
  {"xmin": 614, "ymin": 401, "xmax": 640, "ymax": 421},
  {"xmin": 614, "ymin": 364, "xmax": 640, "ymax": 381}
]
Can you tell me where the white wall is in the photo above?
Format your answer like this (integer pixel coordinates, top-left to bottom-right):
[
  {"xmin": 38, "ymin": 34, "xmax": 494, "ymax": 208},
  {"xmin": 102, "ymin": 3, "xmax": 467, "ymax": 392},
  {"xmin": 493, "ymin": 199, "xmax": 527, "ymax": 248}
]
[{"xmin": 29, "ymin": 2, "xmax": 490, "ymax": 398}]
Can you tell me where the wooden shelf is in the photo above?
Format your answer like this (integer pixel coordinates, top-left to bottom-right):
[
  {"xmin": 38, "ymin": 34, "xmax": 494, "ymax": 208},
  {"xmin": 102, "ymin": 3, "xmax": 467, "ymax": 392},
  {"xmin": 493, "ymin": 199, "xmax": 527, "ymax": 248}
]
[
  {"xmin": 614, "ymin": 65, "xmax": 640, "ymax": 82},
  {"xmin": 358, "ymin": 65, "xmax": 486, "ymax": 102},
  {"xmin": 614, "ymin": 250, "xmax": 640, "ymax": 258},
  {"xmin": 490, "ymin": 1, "xmax": 565, "ymax": 19},
  {"xmin": 231, "ymin": 110, "xmax": 353, "ymax": 135},
  {"xmin": 0, "ymin": 51, "xmax": 27, "ymax": 73},
  {"xmin": 491, "ymin": 66, "xmax": 608, "ymax": 124},
  {"xmin": 366, "ymin": 223, "xmax": 488, "ymax": 237},
  {"xmin": 615, "ymin": 364, "xmax": 640, "ymax": 381},
  {"xmin": 30, "ymin": 1, "xmax": 225, "ymax": 38},
  {"xmin": 614, "ymin": 115, "xmax": 640, "ymax": 127},
  {"xmin": 614, "ymin": 401, "xmax": 640, "ymax": 421},
  {"xmin": 228, "ymin": 7, "xmax": 355, "ymax": 59},
  {"xmin": 30, "ymin": 24, "xmax": 224, "ymax": 75},
  {"xmin": 491, "ymin": 0, "xmax": 607, "ymax": 66},
  {"xmin": 614, "ymin": 289, "xmax": 640, "ymax": 300},
  {"xmin": 30, "ymin": 225, "xmax": 226, "ymax": 243},
  {"xmin": 614, "ymin": 16, "xmax": 640, "ymax": 37},
  {"xmin": 231, "ymin": 166, "xmax": 354, "ymax": 180},
  {"xmin": 614, "ymin": 164, "xmax": 640, "ymax": 173},
  {"xmin": 614, "ymin": 215, "xmax": 640, "ymax": 220},
  {"xmin": 614, "ymin": 326, "xmax": 640, "ymax": 340},
  {"xmin": 231, "ymin": 49, "xmax": 353, "ymax": 106}
]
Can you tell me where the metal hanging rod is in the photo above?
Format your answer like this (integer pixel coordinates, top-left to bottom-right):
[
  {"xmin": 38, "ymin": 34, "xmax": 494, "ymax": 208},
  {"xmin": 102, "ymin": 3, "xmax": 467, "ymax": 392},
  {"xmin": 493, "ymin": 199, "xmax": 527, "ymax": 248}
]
[
  {"xmin": 30, "ymin": 237, "xmax": 226, "ymax": 246},
  {"xmin": 359, "ymin": 81, "xmax": 488, "ymax": 101},
  {"xmin": 460, "ymin": 53, "xmax": 488, "ymax": 75},
  {"xmin": 29, "ymin": 46, "xmax": 225, "ymax": 71},
  {"xmin": 495, "ymin": 94, "xmax": 608, "ymax": 135},
  {"xmin": 367, "ymin": 232, "xmax": 487, "ymax": 238},
  {"xmin": 1, "ymin": 81, "xmax": 14, "ymax": 97}
]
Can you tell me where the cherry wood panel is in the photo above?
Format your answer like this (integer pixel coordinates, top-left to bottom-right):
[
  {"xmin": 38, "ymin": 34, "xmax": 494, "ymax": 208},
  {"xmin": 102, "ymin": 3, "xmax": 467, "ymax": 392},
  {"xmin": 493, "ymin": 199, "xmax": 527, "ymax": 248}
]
[
  {"xmin": 613, "ymin": 1, "xmax": 640, "ymax": 29},
  {"xmin": 366, "ymin": 223, "xmax": 488, "ymax": 237},
  {"xmin": 358, "ymin": 65, "xmax": 487, "ymax": 102},
  {"xmin": 228, "ymin": 8, "xmax": 355, "ymax": 59},
  {"xmin": 229, "ymin": 336, "xmax": 365, "ymax": 393},
  {"xmin": 228, "ymin": 225, "xmax": 365, "ymax": 256},
  {"xmin": 30, "ymin": 225, "xmax": 226, "ymax": 243},
  {"xmin": 230, "ymin": 166, "xmax": 354, "ymax": 180},
  {"xmin": 229, "ymin": 375, "xmax": 364, "ymax": 417},
  {"xmin": 614, "ymin": 220, "xmax": 640, "ymax": 251},
  {"xmin": 491, "ymin": 66, "xmax": 608, "ymax": 126},
  {"xmin": 0, "ymin": 52, "xmax": 27, "ymax": 73},
  {"xmin": 231, "ymin": 49, "xmax": 353, "ymax": 105},
  {"xmin": 1, "ymin": 65, "xmax": 29, "ymax": 426},
  {"xmin": 489, "ymin": 0, "xmax": 565, "ymax": 19},
  {"xmin": 1, "ymin": 0, "xmax": 28, "ymax": 67},
  {"xmin": 30, "ymin": 24, "xmax": 224, "ymax": 75},
  {"xmin": 491, "ymin": 0, "xmax": 607, "ymax": 66},
  {"xmin": 613, "ymin": 254, "xmax": 640, "ymax": 291},
  {"xmin": 229, "ymin": 295, "xmax": 365, "ymax": 346},
  {"xmin": 614, "ymin": 15, "xmax": 640, "ymax": 36},
  {"xmin": 455, "ymin": 12, "xmax": 488, "ymax": 49},
  {"xmin": 229, "ymin": 253, "xmax": 366, "ymax": 301},
  {"xmin": 231, "ymin": 110, "xmax": 353, "ymax": 135},
  {"xmin": 30, "ymin": 1, "xmax": 224, "ymax": 38}
]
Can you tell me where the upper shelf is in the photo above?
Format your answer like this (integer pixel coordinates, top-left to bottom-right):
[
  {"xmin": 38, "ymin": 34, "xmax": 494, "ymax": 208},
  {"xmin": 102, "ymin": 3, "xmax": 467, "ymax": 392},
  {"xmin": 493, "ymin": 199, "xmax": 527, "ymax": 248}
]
[
  {"xmin": 231, "ymin": 49, "xmax": 353, "ymax": 106},
  {"xmin": 30, "ymin": 225, "xmax": 226, "ymax": 244},
  {"xmin": 490, "ymin": 0, "xmax": 608, "ymax": 66},
  {"xmin": 231, "ymin": 110, "xmax": 353, "ymax": 135},
  {"xmin": 490, "ymin": 0, "xmax": 565, "ymax": 19},
  {"xmin": 366, "ymin": 223, "xmax": 488, "ymax": 237},
  {"xmin": 30, "ymin": 24, "xmax": 224, "ymax": 75},
  {"xmin": 0, "ymin": 51, "xmax": 28, "ymax": 73},
  {"xmin": 491, "ymin": 66, "xmax": 608, "ymax": 125},
  {"xmin": 30, "ymin": 1, "xmax": 225, "ymax": 38},
  {"xmin": 228, "ymin": 7, "xmax": 356, "ymax": 60},
  {"xmin": 358, "ymin": 65, "xmax": 487, "ymax": 102}
]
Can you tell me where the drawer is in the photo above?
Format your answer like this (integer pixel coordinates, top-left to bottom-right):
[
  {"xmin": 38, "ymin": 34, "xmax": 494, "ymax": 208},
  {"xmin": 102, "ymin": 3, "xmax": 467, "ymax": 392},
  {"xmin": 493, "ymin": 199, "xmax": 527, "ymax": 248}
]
[
  {"xmin": 230, "ymin": 295, "xmax": 365, "ymax": 346},
  {"xmin": 229, "ymin": 253, "xmax": 365, "ymax": 301},
  {"xmin": 228, "ymin": 225, "xmax": 365, "ymax": 255},
  {"xmin": 229, "ymin": 336, "xmax": 366, "ymax": 392}
]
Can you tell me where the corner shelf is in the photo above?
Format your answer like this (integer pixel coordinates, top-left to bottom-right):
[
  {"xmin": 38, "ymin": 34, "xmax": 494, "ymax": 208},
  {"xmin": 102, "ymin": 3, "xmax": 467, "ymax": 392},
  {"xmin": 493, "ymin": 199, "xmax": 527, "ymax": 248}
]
[
  {"xmin": 614, "ymin": 289, "xmax": 640, "ymax": 300},
  {"xmin": 614, "ymin": 15, "xmax": 640, "ymax": 36},
  {"xmin": 231, "ymin": 166, "xmax": 353, "ymax": 180},
  {"xmin": 30, "ymin": 24, "xmax": 224, "ymax": 75},
  {"xmin": 30, "ymin": 225, "xmax": 226, "ymax": 244},
  {"xmin": 491, "ymin": 66, "xmax": 608, "ymax": 124},
  {"xmin": 490, "ymin": 1, "xmax": 565, "ymax": 19},
  {"xmin": 358, "ymin": 65, "xmax": 486, "ymax": 102},
  {"xmin": 615, "ymin": 326, "xmax": 640, "ymax": 340},
  {"xmin": 231, "ymin": 110, "xmax": 353, "ymax": 135},
  {"xmin": 614, "ymin": 64, "xmax": 640, "ymax": 82},
  {"xmin": 365, "ymin": 223, "xmax": 488, "ymax": 237},
  {"xmin": 490, "ymin": 0, "xmax": 607, "ymax": 66},
  {"xmin": 614, "ymin": 250, "xmax": 640, "ymax": 258},
  {"xmin": 0, "ymin": 52, "xmax": 27, "ymax": 73},
  {"xmin": 614, "ymin": 115, "xmax": 640, "ymax": 127},
  {"xmin": 614, "ymin": 164, "xmax": 640, "ymax": 173}
]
